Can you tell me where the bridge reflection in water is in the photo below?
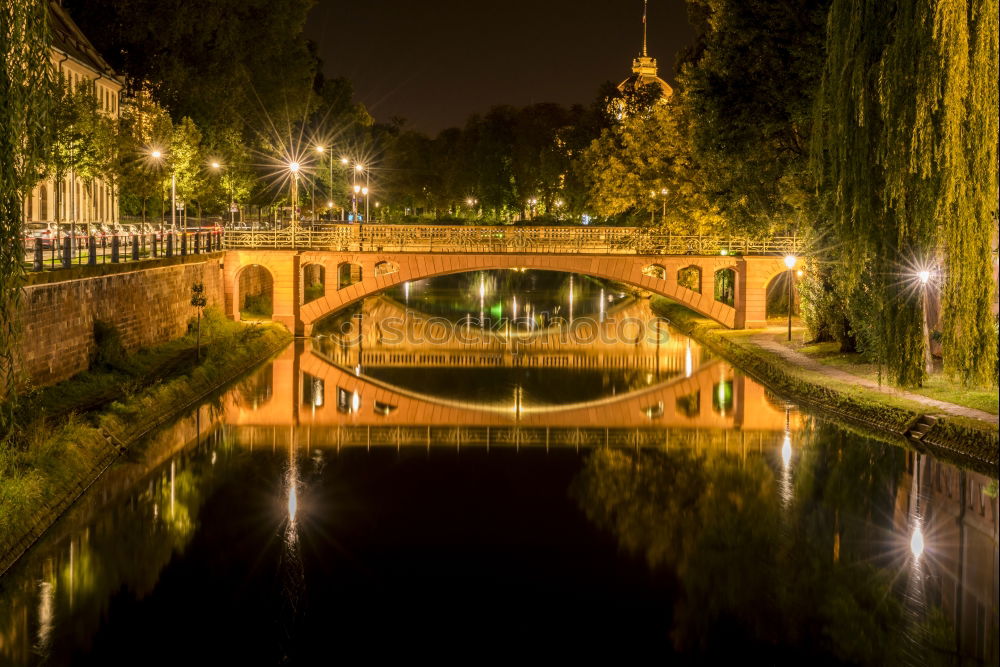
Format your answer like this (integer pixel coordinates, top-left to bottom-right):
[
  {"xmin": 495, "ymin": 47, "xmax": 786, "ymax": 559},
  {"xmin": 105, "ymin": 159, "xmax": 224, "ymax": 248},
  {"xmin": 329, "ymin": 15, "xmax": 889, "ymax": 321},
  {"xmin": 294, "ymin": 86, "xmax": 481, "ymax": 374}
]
[{"xmin": 223, "ymin": 334, "xmax": 800, "ymax": 450}]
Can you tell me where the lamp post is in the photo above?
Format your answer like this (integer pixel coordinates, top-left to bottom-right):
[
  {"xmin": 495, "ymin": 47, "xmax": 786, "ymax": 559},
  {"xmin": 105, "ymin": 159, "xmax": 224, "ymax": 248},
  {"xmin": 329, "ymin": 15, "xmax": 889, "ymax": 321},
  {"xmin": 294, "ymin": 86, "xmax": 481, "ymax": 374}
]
[
  {"xmin": 289, "ymin": 161, "xmax": 300, "ymax": 233},
  {"xmin": 150, "ymin": 150, "xmax": 176, "ymax": 232},
  {"xmin": 784, "ymin": 254, "xmax": 797, "ymax": 341},
  {"xmin": 362, "ymin": 186, "xmax": 369, "ymax": 225},
  {"xmin": 919, "ymin": 269, "xmax": 933, "ymax": 375},
  {"xmin": 661, "ymin": 188, "xmax": 669, "ymax": 224},
  {"xmin": 209, "ymin": 161, "xmax": 235, "ymax": 226}
]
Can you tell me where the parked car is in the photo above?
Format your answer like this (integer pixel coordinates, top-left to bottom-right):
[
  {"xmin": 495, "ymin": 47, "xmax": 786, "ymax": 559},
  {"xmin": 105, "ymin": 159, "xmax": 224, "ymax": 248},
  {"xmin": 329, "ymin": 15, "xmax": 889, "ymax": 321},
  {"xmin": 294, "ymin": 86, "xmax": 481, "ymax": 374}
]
[{"xmin": 23, "ymin": 222, "xmax": 54, "ymax": 249}]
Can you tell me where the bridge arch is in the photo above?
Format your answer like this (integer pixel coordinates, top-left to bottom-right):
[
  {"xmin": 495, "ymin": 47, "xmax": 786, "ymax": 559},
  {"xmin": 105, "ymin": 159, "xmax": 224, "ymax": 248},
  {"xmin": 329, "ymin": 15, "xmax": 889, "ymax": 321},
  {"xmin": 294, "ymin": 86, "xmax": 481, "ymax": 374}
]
[
  {"xmin": 677, "ymin": 265, "xmax": 702, "ymax": 293},
  {"xmin": 224, "ymin": 250, "xmax": 790, "ymax": 333},
  {"xmin": 301, "ymin": 263, "xmax": 326, "ymax": 305},
  {"xmin": 235, "ymin": 263, "xmax": 274, "ymax": 320}
]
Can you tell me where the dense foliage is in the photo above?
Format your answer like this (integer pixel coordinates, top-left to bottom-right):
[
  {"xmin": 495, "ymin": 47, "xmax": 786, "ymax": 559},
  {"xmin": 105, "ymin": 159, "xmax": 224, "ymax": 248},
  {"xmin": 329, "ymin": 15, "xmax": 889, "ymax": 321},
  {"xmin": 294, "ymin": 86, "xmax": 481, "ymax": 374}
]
[
  {"xmin": 1, "ymin": 0, "xmax": 52, "ymax": 408},
  {"xmin": 814, "ymin": 0, "xmax": 999, "ymax": 386}
]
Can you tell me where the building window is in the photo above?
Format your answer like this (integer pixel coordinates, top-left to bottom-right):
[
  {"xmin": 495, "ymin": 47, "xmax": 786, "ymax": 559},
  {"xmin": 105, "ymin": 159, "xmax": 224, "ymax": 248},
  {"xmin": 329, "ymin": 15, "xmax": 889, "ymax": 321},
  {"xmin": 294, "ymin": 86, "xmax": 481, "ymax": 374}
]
[{"xmin": 39, "ymin": 185, "xmax": 48, "ymax": 221}]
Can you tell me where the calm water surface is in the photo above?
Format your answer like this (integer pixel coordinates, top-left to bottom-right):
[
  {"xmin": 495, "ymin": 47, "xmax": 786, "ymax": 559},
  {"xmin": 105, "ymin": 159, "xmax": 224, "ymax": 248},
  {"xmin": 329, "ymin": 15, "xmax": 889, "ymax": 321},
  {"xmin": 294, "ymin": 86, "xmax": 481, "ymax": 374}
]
[{"xmin": 1, "ymin": 272, "xmax": 997, "ymax": 665}]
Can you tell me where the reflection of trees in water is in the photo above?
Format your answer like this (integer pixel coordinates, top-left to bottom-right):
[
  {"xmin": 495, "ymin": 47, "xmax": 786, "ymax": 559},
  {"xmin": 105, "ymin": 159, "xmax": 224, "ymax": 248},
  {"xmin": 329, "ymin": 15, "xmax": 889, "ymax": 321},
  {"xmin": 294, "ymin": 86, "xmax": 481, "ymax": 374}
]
[
  {"xmin": 0, "ymin": 444, "xmax": 225, "ymax": 665},
  {"xmin": 571, "ymin": 423, "xmax": 957, "ymax": 664},
  {"xmin": 236, "ymin": 363, "xmax": 273, "ymax": 408}
]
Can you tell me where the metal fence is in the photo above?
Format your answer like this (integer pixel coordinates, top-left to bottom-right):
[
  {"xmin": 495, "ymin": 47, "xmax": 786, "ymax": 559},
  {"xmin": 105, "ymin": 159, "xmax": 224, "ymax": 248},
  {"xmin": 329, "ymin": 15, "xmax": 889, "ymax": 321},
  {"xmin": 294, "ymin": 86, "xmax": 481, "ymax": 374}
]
[
  {"xmin": 222, "ymin": 224, "xmax": 804, "ymax": 256},
  {"xmin": 25, "ymin": 231, "xmax": 223, "ymax": 271}
]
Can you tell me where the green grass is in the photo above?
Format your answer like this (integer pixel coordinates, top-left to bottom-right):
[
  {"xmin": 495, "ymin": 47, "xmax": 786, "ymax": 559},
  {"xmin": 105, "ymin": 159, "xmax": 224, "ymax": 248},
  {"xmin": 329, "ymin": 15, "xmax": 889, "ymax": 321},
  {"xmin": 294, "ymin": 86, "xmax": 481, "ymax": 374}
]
[
  {"xmin": 1, "ymin": 308, "xmax": 291, "ymax": 571},
  {"xmin": 651, "ymin": 298, "xmax": 997, "ymax": 469},
  {"xmin": 770, "ymin": 334, "xmax": 999, "ymax": 415}
]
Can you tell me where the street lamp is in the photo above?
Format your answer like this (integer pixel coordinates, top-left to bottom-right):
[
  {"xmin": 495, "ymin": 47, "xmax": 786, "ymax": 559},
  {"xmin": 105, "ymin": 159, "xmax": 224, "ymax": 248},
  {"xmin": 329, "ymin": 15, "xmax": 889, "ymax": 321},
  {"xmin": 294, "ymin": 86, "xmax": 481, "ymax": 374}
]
[
  {"xmin": 784, "ymin": 254, "xmax": 797, "ymax": 341},
  {"xmin": 918, "ymin": 269, "xmax": 933, "ymax": 375},
  {"xmin": 150, "ymin": 149, "xmax": 176, "ymax": 233},
  {"xmin": 661, "ymin": 188, "xmax": 669, "ymax": 223},
  {"xmin": 288, "ymin": 161, "xmax": 300, "ymax": 232},
  {"xmin": 209, "ymin": 161, "xmax": 236, "ymax": 226}
]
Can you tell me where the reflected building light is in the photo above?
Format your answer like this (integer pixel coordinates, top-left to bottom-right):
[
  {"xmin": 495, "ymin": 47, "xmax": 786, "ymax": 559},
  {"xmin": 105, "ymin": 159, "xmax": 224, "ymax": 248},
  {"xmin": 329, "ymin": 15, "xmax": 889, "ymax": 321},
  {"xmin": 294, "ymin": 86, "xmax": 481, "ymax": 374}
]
[
  {"xmin": 170, "ymin": 460, "xmax": 175, "ymax": 518},
  {"xmin": 513, "ymin": 296, "xmax": 518, "ymax": 321},
  {"xmin": 599, "ymin": 288, "xmax": 605, "ymax": 322},
  {"xmin": 211, "ymin": 451, "xmax": 217, "ymax": 466},
  {"xmin": 36, "ymin": 578, "xmax": 54, "ymax": 655},
  {"xmin": 354, "ymin": 364, "xmax": 361, "ymax": 377},
  {"xmin": 684, "ymin": 338, "xmax": 693, "ymax": 378},
  {"xmin": 569, "ymin": 276, "xmax": 574, "ymax": 323},
  {"xmin": 404, "ymin": 281, "xmax": 410, "ymax": 304}
]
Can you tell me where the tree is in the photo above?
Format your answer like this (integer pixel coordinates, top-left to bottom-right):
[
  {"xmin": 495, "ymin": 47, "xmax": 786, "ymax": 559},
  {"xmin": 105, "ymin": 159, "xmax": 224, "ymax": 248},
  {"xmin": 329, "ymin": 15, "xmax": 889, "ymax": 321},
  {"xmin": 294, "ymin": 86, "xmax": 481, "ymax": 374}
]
[
  {"xmin": 190, "ymin": 283, "xmax": 207, "ymax": 360},
  {"xmin": 578, "ymin": 101, "xmax": 723, "ymax": 232},
  {"xmin": 678, "ymin": 0, "xmax": 830, "ymax": 235},
  {"xmin": 813, "ymin": 0, "xmax": 998, "ymax": 386},
  {"xmin": 1, "ymin": 0, "xmax": 52, "ymax": 406},
  {"xmin": 118, "ymin": 89, "xmax": 173, "ymax": 221}
]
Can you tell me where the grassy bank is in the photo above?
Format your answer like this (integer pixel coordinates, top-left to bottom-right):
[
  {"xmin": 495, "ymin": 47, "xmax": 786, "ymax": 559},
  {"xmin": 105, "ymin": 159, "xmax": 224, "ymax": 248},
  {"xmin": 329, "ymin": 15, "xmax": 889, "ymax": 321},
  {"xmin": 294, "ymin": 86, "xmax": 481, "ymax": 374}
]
[
  {"xmin": 0, "ymin": 308, "xmax": 291, "ymax": 576},
  {"xmin": 651, "ymin": 298, "xmax": 999, "ymax": 470},
  {"xmin": 778, "ymin": 337, "xmax": 998, "ymax": 415}
]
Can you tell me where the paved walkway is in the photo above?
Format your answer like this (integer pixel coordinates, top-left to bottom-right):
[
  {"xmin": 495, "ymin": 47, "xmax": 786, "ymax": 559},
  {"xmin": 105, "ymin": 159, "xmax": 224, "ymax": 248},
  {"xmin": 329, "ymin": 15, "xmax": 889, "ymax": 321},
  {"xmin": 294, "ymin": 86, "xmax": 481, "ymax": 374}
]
[{"xmin": 749, "ymin": 332, "xmax": 999, "ymax": 425}]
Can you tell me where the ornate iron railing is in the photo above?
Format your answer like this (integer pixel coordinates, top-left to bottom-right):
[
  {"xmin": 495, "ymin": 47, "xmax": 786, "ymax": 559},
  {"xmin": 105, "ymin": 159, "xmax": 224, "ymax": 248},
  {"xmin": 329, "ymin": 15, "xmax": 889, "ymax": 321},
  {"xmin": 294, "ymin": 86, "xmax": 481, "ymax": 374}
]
[{"xmin": 223, "ymin": 224, "xmax": 804, "ymax": 256}]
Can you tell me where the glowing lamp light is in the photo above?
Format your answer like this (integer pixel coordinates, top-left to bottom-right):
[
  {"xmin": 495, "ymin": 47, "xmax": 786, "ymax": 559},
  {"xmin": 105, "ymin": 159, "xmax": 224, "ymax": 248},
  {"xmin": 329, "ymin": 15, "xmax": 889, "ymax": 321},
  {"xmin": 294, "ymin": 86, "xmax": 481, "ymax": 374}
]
[
  {"xmin": 362, "ymin": 187, "xmax": 369, "ymax": 196},
  {"xmin": 150, "ymin": 150, "xmax": 162, "ymax": 159},
  {"xmin": 918, "ymin": 270, "xmax": 931, "ymax": 285},
  {"xmin": 340, "ymin": 157, "xmax": 349, "ymax": 165},
  {"xmin": 720, "ymin": 248, "xmax": 729, "ymax": 256},
  {"xmin": 910, "ymin": 524, "xmax": 925, "ymax": 558},
  {"xmin": 784, "ymin": 255, "xmax": 798, "ymax": 270},
  {"xmin": 315, "ymin": 145, "xmax": 325, "ymax": 153},
  {"xmin": 353, "ymin": 184, "xmax": 361, "ymax": 194},
  {"xmin": 289, "ymin": 162, "xmax": 300, "ymax": 173},
  {"xmin": 327, "ymin": 200, "xmax": 334, "ymax": 208},
  {"xmin": 210, "ymin": 161, "xmax": 220, "ymax": 169},
  {"xmin": 355, "ymin": 164, "xmax": 364, "ymax": 172}
]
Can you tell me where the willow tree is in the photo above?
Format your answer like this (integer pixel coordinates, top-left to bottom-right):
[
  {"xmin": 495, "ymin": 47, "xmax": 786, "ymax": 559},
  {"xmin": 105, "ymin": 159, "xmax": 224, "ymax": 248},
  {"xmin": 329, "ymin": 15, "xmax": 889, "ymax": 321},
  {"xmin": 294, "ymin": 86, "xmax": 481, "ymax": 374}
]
[
  {"xmin": 0, "ymin": 0, "xmax": 52, "ymax": 406},
  {"xmin": 814, "ymin": 0, "xmax": 998, "ymax": 387}
]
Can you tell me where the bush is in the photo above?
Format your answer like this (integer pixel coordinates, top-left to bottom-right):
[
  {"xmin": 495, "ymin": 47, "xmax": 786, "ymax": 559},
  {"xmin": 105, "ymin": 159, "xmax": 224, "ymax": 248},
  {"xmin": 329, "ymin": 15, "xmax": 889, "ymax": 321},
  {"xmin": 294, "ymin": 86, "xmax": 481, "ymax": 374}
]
[{"xmin": 242, "ymin": 293, "xmax": 272, "ymax": 318}]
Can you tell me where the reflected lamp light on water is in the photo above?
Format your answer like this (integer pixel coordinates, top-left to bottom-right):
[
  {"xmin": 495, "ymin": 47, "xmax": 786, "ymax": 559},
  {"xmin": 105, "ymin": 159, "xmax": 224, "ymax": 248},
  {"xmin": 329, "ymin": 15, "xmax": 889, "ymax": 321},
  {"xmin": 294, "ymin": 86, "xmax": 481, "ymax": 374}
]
[
  {"xmin": 781, "ymin": 434, "xmax": 792, "ymax": 467},
  {"xmin": 910, "ymin": 524, "xmax": 925, "ymax": 558},
  {"xmin": 352, "ymin": 391, "xmax": 360, "ymax": 412}
]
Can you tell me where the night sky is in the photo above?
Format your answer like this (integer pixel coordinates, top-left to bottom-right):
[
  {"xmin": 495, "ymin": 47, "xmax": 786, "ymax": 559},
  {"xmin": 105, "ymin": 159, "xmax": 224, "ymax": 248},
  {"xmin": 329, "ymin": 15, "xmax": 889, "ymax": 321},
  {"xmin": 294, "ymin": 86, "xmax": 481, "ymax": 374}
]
[{"xmin": 305, "ymin": 0, "xmax": 696, "ymax": 134}]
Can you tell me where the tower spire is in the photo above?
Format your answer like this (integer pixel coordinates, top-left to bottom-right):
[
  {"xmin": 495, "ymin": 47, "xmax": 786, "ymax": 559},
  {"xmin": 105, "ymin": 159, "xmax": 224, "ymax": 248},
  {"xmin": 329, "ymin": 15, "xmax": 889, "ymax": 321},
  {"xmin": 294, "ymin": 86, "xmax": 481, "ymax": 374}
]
[{"xmin": 642, "ymin": 0, "xmax": 648, "ymax": 57}]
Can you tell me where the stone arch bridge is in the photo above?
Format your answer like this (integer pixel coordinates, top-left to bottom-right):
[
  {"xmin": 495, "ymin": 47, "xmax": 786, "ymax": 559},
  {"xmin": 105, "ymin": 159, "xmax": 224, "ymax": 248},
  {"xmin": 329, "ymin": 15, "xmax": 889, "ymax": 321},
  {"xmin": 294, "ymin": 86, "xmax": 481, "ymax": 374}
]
[{"xmin": 222, "ymin": 226, "xmax": 802, "ymax": 335}]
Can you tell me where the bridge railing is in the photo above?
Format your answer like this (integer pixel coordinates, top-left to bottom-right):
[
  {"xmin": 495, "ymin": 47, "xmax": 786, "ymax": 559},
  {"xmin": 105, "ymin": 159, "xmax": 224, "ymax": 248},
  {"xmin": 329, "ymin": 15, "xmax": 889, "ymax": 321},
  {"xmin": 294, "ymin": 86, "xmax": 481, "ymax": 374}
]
[{"xmin": 222, "ymin": 224, "xmax": 804, "ymax": 256}]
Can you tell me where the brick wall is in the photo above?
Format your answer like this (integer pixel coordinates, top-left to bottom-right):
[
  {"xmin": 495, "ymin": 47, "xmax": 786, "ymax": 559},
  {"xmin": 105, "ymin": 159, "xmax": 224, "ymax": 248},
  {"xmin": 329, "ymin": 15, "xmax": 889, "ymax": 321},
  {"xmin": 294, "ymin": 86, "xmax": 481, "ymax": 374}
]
[{"xmin": 19, "ymin": 257, "xmax": 225, "ymax": 387}]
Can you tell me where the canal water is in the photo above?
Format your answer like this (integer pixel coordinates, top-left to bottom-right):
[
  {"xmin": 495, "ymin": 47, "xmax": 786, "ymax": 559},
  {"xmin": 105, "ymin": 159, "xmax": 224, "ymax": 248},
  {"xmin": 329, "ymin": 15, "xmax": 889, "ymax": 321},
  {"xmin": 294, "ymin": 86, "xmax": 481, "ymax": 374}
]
[{"xmin": 1, "ymin": 271, "xmax": 996, "ymax": 665}]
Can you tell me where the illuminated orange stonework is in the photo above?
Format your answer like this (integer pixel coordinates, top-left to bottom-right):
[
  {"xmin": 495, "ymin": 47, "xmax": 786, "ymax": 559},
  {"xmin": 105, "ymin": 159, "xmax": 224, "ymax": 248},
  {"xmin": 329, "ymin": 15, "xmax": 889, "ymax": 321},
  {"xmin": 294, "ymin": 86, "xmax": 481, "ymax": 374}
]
[{"xmin": 223, "ymin": 250, "xmax": 788, "ymax": 335}]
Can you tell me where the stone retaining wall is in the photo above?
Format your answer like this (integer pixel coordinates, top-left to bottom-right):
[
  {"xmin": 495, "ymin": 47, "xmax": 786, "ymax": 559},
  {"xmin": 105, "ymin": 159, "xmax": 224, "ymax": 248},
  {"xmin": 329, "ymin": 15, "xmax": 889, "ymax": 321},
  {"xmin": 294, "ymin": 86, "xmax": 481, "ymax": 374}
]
[{"xmin": 19, "ymin": 256, "xmax": 225, "ymax": 387}]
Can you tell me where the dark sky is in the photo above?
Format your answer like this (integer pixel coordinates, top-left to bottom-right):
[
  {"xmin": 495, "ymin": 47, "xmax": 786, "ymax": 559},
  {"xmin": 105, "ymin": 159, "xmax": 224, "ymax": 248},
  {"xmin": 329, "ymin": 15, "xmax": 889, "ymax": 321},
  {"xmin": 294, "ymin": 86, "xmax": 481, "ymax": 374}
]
[{"xmin": 305, "ymin": 0, "xmax": 696, "ymax": 134}]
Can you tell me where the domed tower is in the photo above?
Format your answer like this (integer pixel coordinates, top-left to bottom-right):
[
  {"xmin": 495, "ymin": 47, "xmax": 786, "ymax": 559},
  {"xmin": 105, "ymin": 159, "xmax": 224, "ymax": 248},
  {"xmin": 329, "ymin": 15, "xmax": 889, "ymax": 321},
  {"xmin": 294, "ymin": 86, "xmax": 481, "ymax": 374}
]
[{"xmin": 617, "ymin": 0, "xmax": 673, "ymax": 100}]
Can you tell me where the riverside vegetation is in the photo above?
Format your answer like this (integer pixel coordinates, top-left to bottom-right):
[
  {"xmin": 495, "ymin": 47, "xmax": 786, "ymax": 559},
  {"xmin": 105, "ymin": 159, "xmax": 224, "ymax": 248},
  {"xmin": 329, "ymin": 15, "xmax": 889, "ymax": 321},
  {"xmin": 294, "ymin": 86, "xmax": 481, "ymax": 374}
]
[
  {"xmin": 0, "ymin": 308, "xmax": 291, "ymax": 573},
  {"xmin": 651, "ymin": 298, "xmax": 999, "ymax": 471}
]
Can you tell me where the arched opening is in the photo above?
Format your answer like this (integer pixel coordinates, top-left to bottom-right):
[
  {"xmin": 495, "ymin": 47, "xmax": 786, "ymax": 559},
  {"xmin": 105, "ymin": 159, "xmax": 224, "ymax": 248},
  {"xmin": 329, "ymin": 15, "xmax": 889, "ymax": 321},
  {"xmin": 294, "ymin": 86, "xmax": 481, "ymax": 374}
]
[
  {"xmin": 714, "ymin": 268, "xmax": 736, "ymax": 306},
  {"xmin": 302, "ymin": 263, "xmax": 325, "ymax": 305},
  {"xmin": 374, "ymin": 260, "xmax": 399, "ymax": 277},
  {"xmin": 676, "ymin": 391, "xmax": 700, "ymax": 418},
  {"xmin": 712, "ymin": 380, "xmax": 734, "ymax": 415},
  {"xmin": 238, "ymin": 264, "xmax": 274, "ymax": 320},
  {"xmin": 765, "ymin": 271, "xmax": 800, "ymax": 320},
  {"xmin": 677, "ymin": 265, "xmax": 702, "ymax": 293},
  {"xmin": 642, "ymin": 264, "xmax": 666, "ymax": 280},
  {"xmin": 338, "ymin": 262, "xmax": 363, "ymax": 289}
]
